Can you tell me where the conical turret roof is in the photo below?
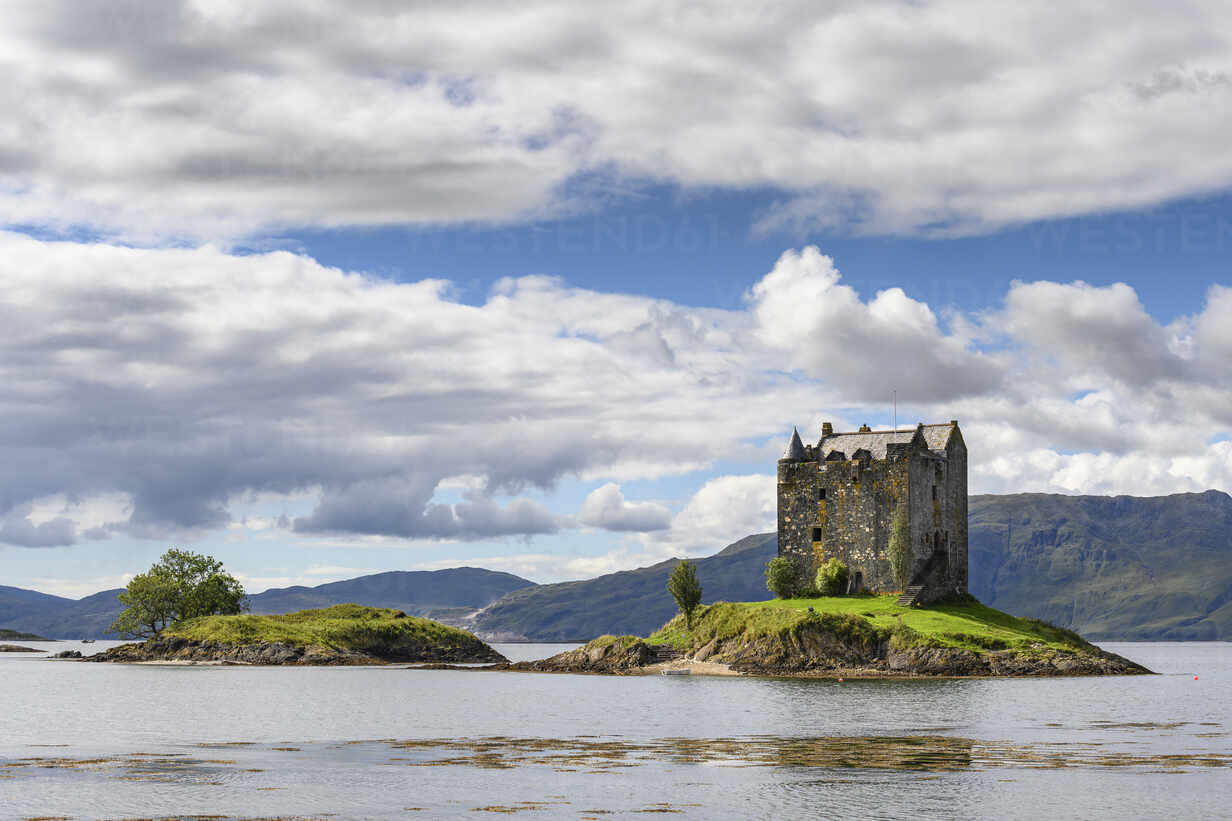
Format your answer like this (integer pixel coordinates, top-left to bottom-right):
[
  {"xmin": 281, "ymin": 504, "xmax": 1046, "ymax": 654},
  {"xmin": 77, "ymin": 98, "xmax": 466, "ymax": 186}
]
[{"xmin": 781, "ymin": 427, "xmax": 806, "ymax": 461}]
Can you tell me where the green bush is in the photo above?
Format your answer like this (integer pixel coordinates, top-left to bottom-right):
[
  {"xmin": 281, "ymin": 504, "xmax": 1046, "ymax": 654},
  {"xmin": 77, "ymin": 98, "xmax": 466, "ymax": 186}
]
[
  {"xmin": 764, "ymin": 557, "xmax": 799, "ymax": 599},
  {"xmin": 815, "ymin": 558, "xmax": 850, "ymax": 596},
  {"xmin": 796, "ymin": 584, "xmax": 822, "ymax": 598}
]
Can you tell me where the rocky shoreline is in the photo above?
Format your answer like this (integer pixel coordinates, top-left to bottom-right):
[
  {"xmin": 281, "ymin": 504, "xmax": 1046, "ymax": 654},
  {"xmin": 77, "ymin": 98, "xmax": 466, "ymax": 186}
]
[
  {"xmin": 478, "ymin": 625, "xmax": 1151, "ymax": 678},
  {"xmin": 85, "ymin": 635, "xmax": 508, "ymax": 666}
]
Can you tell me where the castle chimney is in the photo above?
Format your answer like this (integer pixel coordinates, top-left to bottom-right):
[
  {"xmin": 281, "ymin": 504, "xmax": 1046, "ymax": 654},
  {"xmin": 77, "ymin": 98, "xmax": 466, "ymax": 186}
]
[{"xmin": 821, "ymin": 422, "xmax": 833, "ymax": 437}]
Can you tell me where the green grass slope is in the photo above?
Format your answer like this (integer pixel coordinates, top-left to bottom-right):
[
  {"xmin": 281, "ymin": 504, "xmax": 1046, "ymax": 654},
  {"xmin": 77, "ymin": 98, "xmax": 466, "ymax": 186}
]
[
  {"xmin": 472, "ymin": 534, "xmax": 777, "ymax": 641},
  {"xmin": 648, "ymin": 595, "xmax": 1092, "ymax": 656},
  {"xmin": 166, "ymin": 604, "xmax": 493, "ymax": 659},
  {"xmin": 970, "ymin": 491, "xmax": 1232, "ymax": 640}
]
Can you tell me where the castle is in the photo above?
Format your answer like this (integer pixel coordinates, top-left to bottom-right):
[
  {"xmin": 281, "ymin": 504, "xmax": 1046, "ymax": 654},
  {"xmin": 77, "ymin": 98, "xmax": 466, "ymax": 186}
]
[{"xmin": 777, "ymin": 420, "xmax": 967, "ymax": 604}]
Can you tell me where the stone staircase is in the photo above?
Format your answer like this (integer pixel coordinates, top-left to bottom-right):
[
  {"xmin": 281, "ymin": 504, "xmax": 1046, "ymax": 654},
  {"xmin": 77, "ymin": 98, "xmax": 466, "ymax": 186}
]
[
  {"xmin": 646, "ymin": 644, "xmax": 682, "ymax": 664},
  {"xmin": 896, "ymin": 586, "xmax": 925, "ymax": 607}
]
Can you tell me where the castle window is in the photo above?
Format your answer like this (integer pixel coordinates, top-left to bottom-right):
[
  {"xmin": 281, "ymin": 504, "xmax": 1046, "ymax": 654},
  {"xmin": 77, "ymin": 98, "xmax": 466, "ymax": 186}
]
[
  {"xmin": 812, "ymin": 527, "xmax": 821, "ymax": 541},
  {"xmin": 818, "ymin": 488, "xmax": 826, "ymax": 501},
  {"xmin": 931, "ymin": 486, "xmax": 937, "ymax": 501}
]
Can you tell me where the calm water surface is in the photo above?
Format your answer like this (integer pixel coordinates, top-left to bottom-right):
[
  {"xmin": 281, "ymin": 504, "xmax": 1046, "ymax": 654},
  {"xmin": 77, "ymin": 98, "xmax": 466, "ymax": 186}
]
[{"xmin": 1, "ymin": 641, "xmax": 1228, "ymax": 819}]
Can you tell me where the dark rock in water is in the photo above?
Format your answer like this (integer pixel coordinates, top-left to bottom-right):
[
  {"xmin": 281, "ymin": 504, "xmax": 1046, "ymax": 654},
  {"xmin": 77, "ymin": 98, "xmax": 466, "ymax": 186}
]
[
  {"xmin": 52, "ymin": 649, "xmax": 82, "ymax": 659},
  {"xmin": 0, "ymin": 644, "xmax": 42, "ymax": 652},
  {"xmin": 86, "ymin": 635, "xmax": 506, "ymax": 666},
  {"xmin": 507, "ymin": 638, "xmax": 659, "ymax": 674}
]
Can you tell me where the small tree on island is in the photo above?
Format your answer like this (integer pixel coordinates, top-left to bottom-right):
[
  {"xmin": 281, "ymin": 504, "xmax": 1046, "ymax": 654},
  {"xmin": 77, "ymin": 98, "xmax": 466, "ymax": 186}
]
[
  {"xmin": 764, "ymin": 557, "xmax": 799, "ymax": 599},
  {"xmin": 109, "ymin": 549, "xmax": 248, "ymax": 639},
  {"xmin": 667, "ymin": 559, "xmax": 703, "ymax": 630},
  {"xmin": 815, "ymin": 557, "xmax": 850, "ymax": 596}
]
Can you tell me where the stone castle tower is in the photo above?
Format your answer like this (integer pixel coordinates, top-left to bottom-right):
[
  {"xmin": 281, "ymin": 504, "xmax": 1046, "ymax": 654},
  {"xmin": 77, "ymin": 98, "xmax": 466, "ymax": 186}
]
[{"xmin": 777, "ymin": 420, "xmax": 968, "ymax": 603}]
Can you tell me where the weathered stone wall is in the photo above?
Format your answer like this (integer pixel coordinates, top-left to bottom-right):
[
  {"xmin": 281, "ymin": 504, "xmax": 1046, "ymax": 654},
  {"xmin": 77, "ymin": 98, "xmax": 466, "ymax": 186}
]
[
  {"xmin": 777, "ymin": 422, "xmax": 969, "ymax": 602},
  {"xmin": 947, "ymin": 435, "xmax": 969, "ymax": 594},
  {"xmin": 814, "ymin": 454, "xmax": 908, "ymax": 591},
  {"xmin": 777, "ymin": 459, "xmax": 818, "ymax": 580}
]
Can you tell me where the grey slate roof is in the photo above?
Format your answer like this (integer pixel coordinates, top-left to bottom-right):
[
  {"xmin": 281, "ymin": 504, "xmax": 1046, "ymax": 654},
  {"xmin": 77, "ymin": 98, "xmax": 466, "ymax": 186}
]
[
  {"xmin": 782, "ymin": 427, "xmax": 806, "ymax": 461},
  {"xmin": 819, "ymin": 423, "xmax": 955, "ymax": 460}
]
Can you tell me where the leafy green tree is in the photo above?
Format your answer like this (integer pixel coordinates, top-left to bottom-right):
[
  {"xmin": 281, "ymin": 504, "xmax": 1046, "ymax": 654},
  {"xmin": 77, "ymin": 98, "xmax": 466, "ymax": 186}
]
[
  {"xmin": 764, "ymin": 557, "xmax": 799, "ymax": 599},
  {"xmin": 815, "ymin": 557, "xmax": 850, "ymax": 596},
  {"xmin": 109, "ymin": 549, "xmax": 248, "ymax": 638},
  {"xmin": 888, "ymin": 503, "xmax": 911, "ymax": 590},
  {"xmin": 666, "ymin": 559, "xmax": 703, "ymax": 630}
]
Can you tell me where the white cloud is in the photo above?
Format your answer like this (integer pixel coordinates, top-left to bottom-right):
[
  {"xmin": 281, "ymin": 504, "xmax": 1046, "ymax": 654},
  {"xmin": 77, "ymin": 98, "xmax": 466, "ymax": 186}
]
[
  {"xmin": 3, "ymin": 231, "xmax": 1232, "ymax": 555},
  {"xmin": 647, "ymin": 474, "xmax": 777, "ymax": 557},
  {"xmin": 0, "ymin": 232, "xmax": 817, "ymax": 544},
  {"xmin": 1000, "ymin": 280, "xmax": 1186, "ymax": 387},
  {"xmin": 577, "ymin": 483, "xmax": 671, "ymax": 532},
  {"xmin": 749, "ymin": 247, "xmax": 1002, "ymax": 402},
  {"xmin": 4, "ymin": 2, "xmax": 1232, "ymax": 238}
]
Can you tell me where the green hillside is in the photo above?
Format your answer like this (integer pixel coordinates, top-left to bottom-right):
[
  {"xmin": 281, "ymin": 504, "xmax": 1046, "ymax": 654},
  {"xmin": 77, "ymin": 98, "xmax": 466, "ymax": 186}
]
[
  {"xmin": 970, "ymin": 490, "xmax": 1232, "ymax": 640},
  {"xmin": 472, "ymin": 533, "xmax": 776, "ymax": 640},
  {"xmin": 248, "ymin": 567, "xmax": 535, "ymax": 618},
  {"xmin": 0, "ymin": 628, "xmax": 50, "ymax": 641}
]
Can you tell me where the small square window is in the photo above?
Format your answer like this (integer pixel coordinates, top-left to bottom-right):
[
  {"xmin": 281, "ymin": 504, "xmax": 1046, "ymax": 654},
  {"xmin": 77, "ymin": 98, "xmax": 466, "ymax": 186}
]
[{"xmin": 811, "ymin": 527, "xmax": 822, "ymax": 541}]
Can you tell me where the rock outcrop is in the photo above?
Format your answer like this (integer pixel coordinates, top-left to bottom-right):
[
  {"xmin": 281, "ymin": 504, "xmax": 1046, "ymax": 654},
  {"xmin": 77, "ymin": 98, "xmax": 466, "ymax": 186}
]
[
  {"xmin": 0, "ymin": 644, "xmax": 41, "ymax": 652},
  {"xmin": 507, "ymin": 637, "xmax": 660, "ymax": 674}
]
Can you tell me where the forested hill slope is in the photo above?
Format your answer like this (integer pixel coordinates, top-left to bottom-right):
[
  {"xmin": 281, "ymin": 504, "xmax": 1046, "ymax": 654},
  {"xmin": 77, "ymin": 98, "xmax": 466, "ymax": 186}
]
[
  {"xmin": 248, "ymin": 567, "xmax": 535, "ymax": 619},
  {"xmin": 969, "ymin": 490, "xmax": 1232, "ymax": 640},
  {"xmin": 471, "ymin": 533, "xmax": 778, "ymax": 641}
]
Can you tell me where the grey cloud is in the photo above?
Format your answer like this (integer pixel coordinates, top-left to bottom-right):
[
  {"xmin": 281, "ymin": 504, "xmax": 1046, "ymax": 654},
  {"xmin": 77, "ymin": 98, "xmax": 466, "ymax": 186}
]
[
  {"xmin": 292, "ymin": 477, "xmax": 564, "ymax": 539},
  {"xmin": 0, "ymin": 512, "xmax": 76, "ymax": 548}
]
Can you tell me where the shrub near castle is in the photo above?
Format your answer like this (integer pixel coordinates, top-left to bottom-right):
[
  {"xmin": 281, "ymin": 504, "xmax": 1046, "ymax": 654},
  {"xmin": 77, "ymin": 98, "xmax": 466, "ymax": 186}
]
[{"xmin": 815, "ymin": 558, "xmax": 850, "ymax": 597}]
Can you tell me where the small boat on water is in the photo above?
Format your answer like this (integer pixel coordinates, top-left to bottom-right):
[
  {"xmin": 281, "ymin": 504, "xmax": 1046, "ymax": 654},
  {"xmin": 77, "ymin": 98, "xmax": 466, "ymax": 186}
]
[{"xmin": 80, "ymin": 639, "xmax": 95, "ymax": 644}]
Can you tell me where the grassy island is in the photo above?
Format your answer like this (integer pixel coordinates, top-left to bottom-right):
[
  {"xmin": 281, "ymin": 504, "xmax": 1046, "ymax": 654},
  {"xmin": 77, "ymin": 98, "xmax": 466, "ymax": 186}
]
[
  {"xmin": 90, "ymin": 604, "xmax": 506, "ymax": 665},
  {"xmin": 536, "ymin": 595, "xmax": 1150, "ymax": 678}
]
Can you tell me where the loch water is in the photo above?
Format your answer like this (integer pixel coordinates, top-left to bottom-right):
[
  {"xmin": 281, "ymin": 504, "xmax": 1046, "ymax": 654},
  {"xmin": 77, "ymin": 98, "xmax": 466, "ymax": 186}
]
[{"xmin": 1, "ymin": 642, "xmax": 1229, "ymax": 820}]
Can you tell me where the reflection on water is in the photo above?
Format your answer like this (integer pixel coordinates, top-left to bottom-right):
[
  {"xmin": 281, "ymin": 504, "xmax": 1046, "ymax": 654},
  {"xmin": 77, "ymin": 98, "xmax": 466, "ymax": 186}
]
[{"xmin": 0, "ymin": 642, "xmax": 1229, "ymax": 819}]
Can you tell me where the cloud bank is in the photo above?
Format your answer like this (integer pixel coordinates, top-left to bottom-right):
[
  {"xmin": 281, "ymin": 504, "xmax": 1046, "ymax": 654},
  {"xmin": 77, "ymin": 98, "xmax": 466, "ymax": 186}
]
[
  {"xmin": 4, "ymin": 2, "xmax": 1232, "ymax": 238},
  {"xmin": 3, "ymin": 235, "xmax": 1231, "ymax": 555}
]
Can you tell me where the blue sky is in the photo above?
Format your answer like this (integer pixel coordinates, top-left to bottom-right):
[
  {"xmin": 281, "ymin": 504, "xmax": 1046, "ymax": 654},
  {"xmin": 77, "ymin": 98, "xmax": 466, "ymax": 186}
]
[{"xmin": 2, "ymin": 2, "xmax": 1232, "ymax": 598}]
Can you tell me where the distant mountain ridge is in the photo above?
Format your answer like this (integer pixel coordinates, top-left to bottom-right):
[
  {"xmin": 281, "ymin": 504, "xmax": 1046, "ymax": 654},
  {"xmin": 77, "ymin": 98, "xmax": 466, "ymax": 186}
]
[
  {"xmin": 470, "ymin": 533, "xmax": 777, "ymax": 641},
  {"xmin": 969, "ymin": 490, "xmax": 1232, "ymax": 640},
  {"xmin": 0, "ymin": 567, "xmax": 534, "ymax": 639},
  {"xmin": 5, "ymin": 492, "xmax": 1232, "ymax": 641}
]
